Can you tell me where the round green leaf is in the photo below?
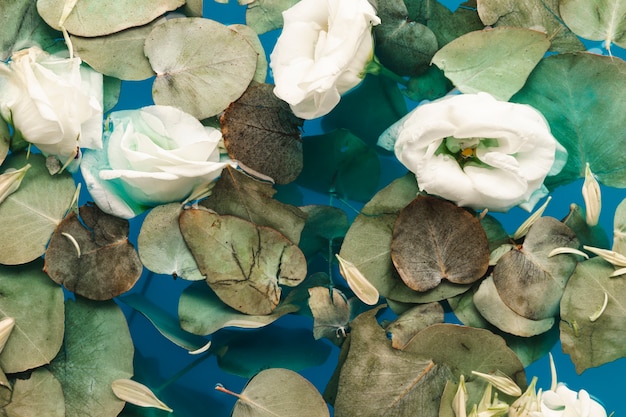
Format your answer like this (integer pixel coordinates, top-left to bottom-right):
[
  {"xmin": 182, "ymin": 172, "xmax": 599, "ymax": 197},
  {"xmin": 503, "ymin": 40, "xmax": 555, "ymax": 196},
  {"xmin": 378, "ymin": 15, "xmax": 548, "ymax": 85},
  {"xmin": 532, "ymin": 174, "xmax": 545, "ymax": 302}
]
[
  {"xmin": 298, "ymin": 205, "xmax": 349, "ymax": 260},
  {"xmin": 512, "ymin": 52, "xmax": 626, "ymax": 188},
  {"xmin": 179, "ymin": 207, "xmax": 307, "ymax": 315},
  {"xmin": 36, "ymin": 0, "xmax": 184, "ymax": 37},
  {"xmin": 228, "ymin": 24, "xmax": 268, "ymax": 84},
  {"xmin": 0, "ymin": 153, "xmax": 76, "ymax": 265},
  {"xmin": 138, "ymin": 203, "xmax": 203, "ymax": 281},
  {"xmin": 1, "ymin": 0, "xmax": 60, "ymax": 61},
  {"xmin": 385, "ymin": 302, "xmax": 444, "ymax": 350},
  {"xmin": 103, "ymin": 75, "xmax": 122, "ymax": 113},
  {"xmin": 612, "ymin": 198, "xmax": 626, "ymax": 255},
  {"xmin": 145, "ymin": 17, "xmax": 258, "ymax": 120},
  {"xmin": 0, "ymin": 117, "xmax": 8, "ymax": 165},
  {"xmin": 432, "ymin": 27, "xmax": 550, "ymax": 101},
  {"xmin": 230, "ymin": 368, "xmax": 329, "ymax": 417},
  {"xmin": 0, "ymin": 260, "xmax": 64, "ymax": 374},
  {"xmin": 2, "ymin": 368, "xmax": 64, "ymax": 417},
  {"xmin": 560, "ymin": 0, "xmax": 626, "ymax": 50},
  {"xmin": 50, "ymin": 297, "xmax": 134, "ymax": 417},
  {"xmin": 308, "ymin": 287, "xmax": 350, "ymax": 342},
  {"xmin": 245, "ymin": 0, "xmax": 299, "ymax": 34}
]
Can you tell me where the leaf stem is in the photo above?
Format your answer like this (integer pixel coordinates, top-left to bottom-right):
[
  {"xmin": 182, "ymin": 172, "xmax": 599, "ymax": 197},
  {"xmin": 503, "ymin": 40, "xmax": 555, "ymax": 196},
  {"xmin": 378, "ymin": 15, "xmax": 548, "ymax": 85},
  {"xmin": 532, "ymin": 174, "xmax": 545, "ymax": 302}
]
[
  {"xmin": 363, "ymin": 56, "xmax": 409, "ymax": 87},
  {"xmin": 155, "ymin": 352, "xmax": 212, "ymax": 393}
]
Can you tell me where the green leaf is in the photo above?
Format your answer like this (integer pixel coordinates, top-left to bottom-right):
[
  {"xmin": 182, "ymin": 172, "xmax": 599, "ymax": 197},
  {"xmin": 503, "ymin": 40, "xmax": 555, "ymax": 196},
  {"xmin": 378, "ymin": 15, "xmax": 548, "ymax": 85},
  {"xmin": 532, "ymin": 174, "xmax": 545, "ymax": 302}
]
[
  {"xmin": 103, "ymin": 76, "xmax": 122, "ymax": 114},
  {"xmin": 298, "ymin": 129, "xmax": 380, "ymax": 202},
  {"xmin": 179, "ymin": 207, "xmax": 307, "ymax": 315},
  {"xmin": 37, "ymin": 0, "xmax": 184, "ymax": 37},
  {"xmin": 50, "ymin": 297, "xmax": 134, "ymax": 417},
  {"xmin": 385, "ymin": 302, "xmax": 445, "ymax": 350},
  {"xmin": 298, "ymin": 205, "xmax": 349, "ymax": 260},
  {"xmin": 138, "ymin": 203, "xmax": 204, "ymax": 281},
  {"xmin": 228, "ymin": 24, "xmax": 268, "ymax": 84},
  {"xmin": 178, "ymin": 282, "xmax": 299, "ymax": 336},
  {"xmin": 145, "ymin": 18, "xmax": 258, "ymax": 120},
  {"xmin": 245, "ymin": 0, "xmax": 299, "ymax": 34},
  {"xmin": 562, "ymin": 203, "xmax": 611, "ymax": 251},
  {"xmin": 432, "ymin": 27, "xmax": 550, "ymax": 101},
  {"xmin": 228, "ymin": 368, "xmax": 330, "ymax": 417},
  {"xmin": 2, "ymin": 368, "xmax": 64, "ymax": 417},
  {"xmin": 308, "ymin": 287, "xmax": 351, "ymax": 343},
  {"xmin": 476, "ymin": 0, "xmax": 584, "ymax": 53},
  {"xmin": 0, "ymin": 117, "xmax": 8, "ymax": 165},
  {"xmin": 560, "ymin": 257, "xmax": 626, "ymax": 373},
  {"xmin": 0, "ymin": 153, "xmax": 76, "ymax": 265},
  {"xmin": 0, "ymin": 260, "xmax": 64, "ymax": 373},
  {"xmin": 512, "ymin": 53, "xmax": 626, "ymax": 188},
  {"xmin": 560, "ymin": 0, "xmax": 626, "ymax": 51},
  {"xmin": 71, "ymin": 19, "xmax": 161, "ymax": 81},
  {"xmin": 613, "ymin": 198, "xmax": 626, "ymax": 255}
]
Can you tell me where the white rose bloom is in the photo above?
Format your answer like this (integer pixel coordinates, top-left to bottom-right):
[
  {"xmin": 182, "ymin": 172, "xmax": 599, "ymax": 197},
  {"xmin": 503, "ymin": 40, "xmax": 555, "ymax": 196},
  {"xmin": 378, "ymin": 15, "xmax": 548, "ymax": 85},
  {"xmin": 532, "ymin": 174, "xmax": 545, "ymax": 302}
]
[
  {"xmin": 0, "ymin": 46, "xmax": 103, "ymax": 166},
  {"xmin": 81, "ymin": 105, "xmax": 233, "ymax": 219},
  {"xmin": 378, "ymin": 92, "xmax": 567, "ymax": 212},
  {"xmin": 269, "ymin": 0, "xmax": 380, "ymax": 119},
  {"xmin": 534, "ymin": 384, "xmax": 607, "ymax": 417}
]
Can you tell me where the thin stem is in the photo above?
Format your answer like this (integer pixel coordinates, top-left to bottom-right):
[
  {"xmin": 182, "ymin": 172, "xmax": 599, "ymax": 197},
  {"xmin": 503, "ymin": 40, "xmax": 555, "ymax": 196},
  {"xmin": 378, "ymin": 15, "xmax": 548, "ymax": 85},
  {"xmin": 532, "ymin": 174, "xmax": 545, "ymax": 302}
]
[
  {"xmin": 363, "ymin": 56, "xmax": 409, "ymax": 87},
  {"xmin": 155, "ymin": 352, "xmax": 212, "ymax": 393}
]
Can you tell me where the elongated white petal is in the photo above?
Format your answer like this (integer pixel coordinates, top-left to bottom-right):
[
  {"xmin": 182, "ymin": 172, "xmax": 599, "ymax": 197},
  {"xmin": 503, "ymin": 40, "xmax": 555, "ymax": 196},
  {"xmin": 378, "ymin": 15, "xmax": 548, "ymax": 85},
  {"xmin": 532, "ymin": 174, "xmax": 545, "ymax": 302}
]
[
  {"xmin": 582, "ymin": 163, "xmax": 601, "ymax": 226},
  {"xmin": 335, "ymin": 254, "xmax": 379, "ymax": 305},
  {"xmin": 471, "ymin": 370, "xmax": 522, "ymax": 397},
  {"xmin": 513, "ymin": 196, "xmax": 551, "ymax": 240},
  {"xmin": 111, "ymin": 379, "xmax": 173, "ymax": 412},
  {"xmin": 547, "ymin": 247, "xmax": 589, "ymax": 259},
  {"xmin": 583, "ymin": 245, "xmax": 626, "ymax": 267},
  {"xmin": 0, "ymin": 164, "xmax": 30, "ymax": 204},
  {"xmin": 0, "ymin": 317, "xmax": 15, "ymax": 354}
]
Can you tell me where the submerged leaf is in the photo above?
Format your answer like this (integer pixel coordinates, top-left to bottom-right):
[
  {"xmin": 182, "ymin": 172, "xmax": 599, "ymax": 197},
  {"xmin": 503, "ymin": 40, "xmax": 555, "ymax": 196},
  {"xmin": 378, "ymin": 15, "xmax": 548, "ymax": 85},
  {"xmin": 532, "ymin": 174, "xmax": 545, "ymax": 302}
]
[{"xmin": 298, "ymin": 205, "xmax": 349, "ymax": 259}]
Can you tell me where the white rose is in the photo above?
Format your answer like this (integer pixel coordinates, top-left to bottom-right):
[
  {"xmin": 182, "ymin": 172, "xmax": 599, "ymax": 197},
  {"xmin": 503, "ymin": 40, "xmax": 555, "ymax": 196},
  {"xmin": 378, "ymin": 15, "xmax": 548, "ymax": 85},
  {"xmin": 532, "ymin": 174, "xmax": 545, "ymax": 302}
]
[
  {"xmin": 81, "ymin": 105, "xmax": 233, "ymax": 219},
  {"xmin": 378, "ymin": 92, "xmax": 567, "ymax": 212},
  {"xmin": 534, "ymin": 384, "xmax": 607, "ymax": 417},
  {"xmin": 0, "ymin": 46, "xmax": 103, "ymax": 167},
  {"xmin": 269, "ymin": 0, "xmax": 380, "ymax": 119}
]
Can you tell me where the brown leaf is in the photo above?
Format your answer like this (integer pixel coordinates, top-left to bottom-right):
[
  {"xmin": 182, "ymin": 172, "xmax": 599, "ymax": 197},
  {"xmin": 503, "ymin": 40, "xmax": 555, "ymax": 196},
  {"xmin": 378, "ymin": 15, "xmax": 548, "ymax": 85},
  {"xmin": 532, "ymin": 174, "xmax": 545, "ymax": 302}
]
[
  {"xmin": 391, "ymin": 195, "xmax": 490, "ymax": 292},
  {"xmin": 221, "ymin": 83, "xmax": 303, "ymax": 184},
  {"xmin": 44, "ymin": 204, "xmax": 143, "ymax": 300}
]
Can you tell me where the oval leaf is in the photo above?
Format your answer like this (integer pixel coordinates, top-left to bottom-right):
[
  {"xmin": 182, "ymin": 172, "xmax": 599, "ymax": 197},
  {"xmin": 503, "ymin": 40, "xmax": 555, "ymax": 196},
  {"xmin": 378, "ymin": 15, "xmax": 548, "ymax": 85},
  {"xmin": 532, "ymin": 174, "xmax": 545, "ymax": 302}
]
[
  {"xmin": 245, "ymin": 0, "xmax": 299, "ymax": 34},
  {"xmin": 145, "ymin": 18, "xmax": 258, "ymax": 119},
  {"xmin": 560, "ymin": 0, "xmax": 626, "ymax": 51},
  {"xmin": 391, "ymin": 195, "xmax": 490, "ymax": 292},
  {"xmin": 308, "ymin": 286, "xmax": 351, "ymax": 342},
  {"xmin": 2, "ymin": 368, "xmax": 64, "ymax": 417}
]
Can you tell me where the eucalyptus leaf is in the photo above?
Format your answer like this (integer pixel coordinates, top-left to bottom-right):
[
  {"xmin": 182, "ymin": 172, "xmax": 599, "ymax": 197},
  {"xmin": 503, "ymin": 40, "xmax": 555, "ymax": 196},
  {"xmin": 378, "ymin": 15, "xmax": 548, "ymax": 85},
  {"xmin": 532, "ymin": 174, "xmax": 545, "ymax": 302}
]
[
  {"xmin": 476, "ymin": 0, "xmax": 584, "ymax": 53},
  {"xmin": 183, "ymin": 0, "xmax": 203, "ymax": 17},
  {"xmin": 44, "ymin": 204, "xmax": 143, "ymax": 300},
  {"xmin": 480, "ymin": 214, "xmax": 511, "ymax": 253},
  {"xmin": 245, "ymin": 0, "xmax": 299, "ymax": 34},
  {"xmin": 298, "ymin": 205, "xmax": 349, "ymax": 260},
  {"xmin": 178, "ymin": 282, "xmax": 299, "ymax": 336},
  {"xmin": 612, "ymin": 198, "xmax": 626, "ymax": 255},
  {"xmin": 492, "ymin": 216, "xmax": 580, "ymax": 320},
  {"xmin": 71, "ymin": 19, "xmax": 161, "ymax": 81},
  {"xmin": 333, "ymin": 306, "xmax": 453, "ymax": 417},
  {"xmin": 179, "ymin": 207, "xmax": 307, "ymax": 315},
  {"xmin": 560, "ymin": 0, "xmax": 626, "ymax": 51},
  {"xmin": 228, "ymin": 24, "xmax": 268, "ymax": 84},
  {"xmin": 103, "ymin": 75, "xmax": 122, "ymax": 113},
  {"xmin": 50, "ymin": 297, "xmax": 134, "ymax": 417},
  {"xmin": 36, "ymin": 0, "xmax": 184, "ymax": 37},
  {"xmin": 201, "ymin": 166, "xmax": 307, "ymax": 245},
  {"xmin": 560, "ymin": 257, "xmax": 626, "ymax": 373},
  {"xmin": 0, "ymin": 117, "xmax": 8, "ymax": 165},
  {"xmin": 145, "ymin": 17, "xmax": 258, "ymax": 120},
  {"xmin": 0, "ymin": 260, "xmax": 64, "ymax": 374},
  {"xmin": 308, "ymin": 287, "xmax": 351, "ymax": 343},
  {"xmin": 138, "ymin": 203, "xmax": 203, "ymax": 281},
  {"xmin": 0, "ymin": 153, "xmax": 75, "ymax": 265},
  {"xmin": 562, "ymin": 203, "xmax": 610, "ymax": 251},
  {"xmin": 425, "ymin": 1, "xmax": 484, "ymax": 48},
  {"xmin": 432, "ymin": 27, "xmax": 550, "ymax": 101},
  {"xmin": 513, "ymin": 54, "xmax": 626, "ymax": 188},
  {"xmin": 2, "ymin": 368, "xmax": 64, "ymax": 417},
  {"xmin": 230, "ymin": 368, "xmax": 330, "ymax": 417},
  {"xmin": 0, "ymin": 369, "xmax": 9, "ymax": 408},
  {"xmin": 385, "ymin": 302, "xmax": 444, "ymax": 350}
]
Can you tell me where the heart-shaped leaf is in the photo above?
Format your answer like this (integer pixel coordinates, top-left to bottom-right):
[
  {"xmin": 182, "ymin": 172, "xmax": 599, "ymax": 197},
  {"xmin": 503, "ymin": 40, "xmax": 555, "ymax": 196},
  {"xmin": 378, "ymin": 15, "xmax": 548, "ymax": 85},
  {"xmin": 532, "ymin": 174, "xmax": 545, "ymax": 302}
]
[
  {"xmin": 37, "ymin": 0, "xmax": 184, "ymax": 37},
  {"xmin": 44, "ymin": 204, "xmax": 143, "ymax": 300},
  {"xmin": 221, "ymin": 83, "xmax": 303, "ymax": 184},
  {"xmin": 308, "ymin": 287, "xmax": 351, "ymax": 343},
  {"xmin": 492, "ymin": 216, "xmax": 579, "ymax": 320},
  {"xmin": 180, "ymin": 207, "xmax": 307, "ymax": 315},
  {"xmin": 0, "ymin": 153, "xmax": 76, "ymax": 265},
  {"xmin": 2, "ymin": 368, "xmax": 64, "ymax": 417},
  {"xmin": 0, "ymin": 260, "xmax": 64, "ymax": 373},
  {"xmin": 145, "ymin": 17, "xmax": 258, "ymax": 120},
  {"xmin": 560, "ymin": 0, "xmax": 626, "ymax": 51},
  {"xmin": 391, "ymin": 195, "xmax": 490, "ymax": 292}
]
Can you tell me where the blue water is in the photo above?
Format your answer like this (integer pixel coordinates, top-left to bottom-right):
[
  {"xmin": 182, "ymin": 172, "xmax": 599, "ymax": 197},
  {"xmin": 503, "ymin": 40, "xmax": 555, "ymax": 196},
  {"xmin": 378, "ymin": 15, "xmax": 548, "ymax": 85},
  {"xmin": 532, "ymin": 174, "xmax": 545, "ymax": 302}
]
[{"xmin": 114, "ymin": 1, "xmax": 626, "ymax": 416}]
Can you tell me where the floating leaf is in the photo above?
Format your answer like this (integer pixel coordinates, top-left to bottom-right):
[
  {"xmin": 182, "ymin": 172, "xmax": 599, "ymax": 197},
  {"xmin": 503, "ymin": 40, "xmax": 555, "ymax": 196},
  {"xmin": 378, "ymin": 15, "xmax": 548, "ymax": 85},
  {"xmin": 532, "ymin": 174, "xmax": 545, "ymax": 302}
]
[
  {"xmin": 138, "ymin": 203, "xmax": 203, "ymax": 281},
  {"xmin": 37, "ymin": 0, "xmax": 184, "ymax": 37},
  {"xmin": 201, "ymin": 166, "xmax": 307, "ymax": 244},
  {"xmin": 0, "ymin": 117, "xmax": 8, "ymax": 165},
  {"xmin": 513, "ymin": 53, "xmax": 626, "ymax": 188},
  {"xmin": 432, "ymin": 27, "xmax": 550, "ymax": 101},
  {"xmin": 221, "ymin": 83, "xmax": 303, "ymax": 184},
  {"xmin": 308, "ymin": 287, "xmax": 351, "ymax": 342},
  {"xmin": 560, "ymin": 257, "xmax": 626, "ymax": 373},
  {"xmin": 183, "ymin": 0, "xmax": 203, "ymax": 17},
  {"xmin": 50, "ymin": 298, "xmax": 134, "ymax": 417},
  {"xmin": 492, "ymin": 216, "xmax": 579, "ymax": 320},
  {"xmin": 560, "ymin": 0, "xmax": 626, "ymax": 51},
  {"xmin": 392, "ymin": 195, "xmax": 490, "ymax": 292},
  {"xmin": 298, "ymin": 205, "xmax": 349, "ymax": 260},
  {"xmin": 476, "ymin": 0, "xmax": 584, "ymax": 53},
  {"xmin": 44, "ymin": 204, "xmax": 143, "ymax": 300},
  {"xmin": 386, "ymin": 302, "xmax": 445, "ymax": 350},
  {"xmin": 180, "ymin": 207, "xmax": 307, "ymax": 315},
  {"xmin": 145, "ymin": 18, "xmax": 258, "ymax": 120},
  {"xmin": 613, "ymin": 198, "xmax": 626, "ymax": 255},
  {"xmin": 213, "ymin": 326, "xmax": 331, "ymax": 378},
  {"xmin": 562, "ymin": 203, "xmax": 610, "ymax": 251},
  {"xmin": 333, "ymin": 307, "xmax": 453, "ymax": 417},
  {"xmin": 223, "ymin": 368, "xmax": 329, "ymax": 417},
  {"xmin": 0, "ymin": 369, "xmax": 8, "ymax": 408},
  {"xmin": 245, "ymin": 0, "xmax": 299, "ymax": 34},
  {"xmin": 0, "ymin": 153, "xmax": 75, "ymax": 265},
  {"xmin": 0, "ymin": 260, "xmax": 64, "ymax": 373},
  {"xmin": 425, "ymin": 1, "xmax": 485, "ymax": 48},
  {"xmin": 178, "ymin": 282, "xmax": 299, "ymax": 336},
  {"xmin": 228, "ymin": 24, "xmax": 268, "ymax": 84},
  {"xmin": 119, "ymin": 293, "xmax": 210, "ymax": 353},
  {"xmin": 71, "ymin": 19, "xmax": 161, "ymax": 81},
  {"xmin": 112, "ymin": 379, "xmax": 173, "ymax": 413},
  {"xmin": 2, "ymin": 368, "xmax": 64, "ymax": 417},
  {"xmin": 298, "ymin": 129, "xmax": 380, "ymax": 202},
  {"xmin": 103, "ymin": 75, "xmax": 122, "ymax": 113}
]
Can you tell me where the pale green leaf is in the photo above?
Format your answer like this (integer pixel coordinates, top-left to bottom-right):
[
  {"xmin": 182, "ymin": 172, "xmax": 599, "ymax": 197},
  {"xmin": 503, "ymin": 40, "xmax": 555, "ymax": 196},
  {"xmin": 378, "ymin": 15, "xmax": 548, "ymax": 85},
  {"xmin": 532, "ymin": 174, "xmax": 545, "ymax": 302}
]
[
  {"xmin": 385, "ymin": 302, "xmax": 444, "ymax": 350},
  {"xmin": 560, "ymin": 0, "xmax": 626, "ymax": 51},
  {"xmin": 103, "ymin": 76, "xmax": 122, "ymax": 113},
  {"xmin": 0, "ymin": 260, "xmax": 64, "ymax": 373},
  {"xmin": 245, "ymin": 0, "xmax": 299, "ymax": 34},
  {"xmin": 228, "ymin": 24, "xmax": 267, "ymax": 83},
  {"xmin": 0, "ymin": 117, "xmax": 8, "ymax": 165},
  {"xmin": 145, "ymin": 18, "xmax": 258, "ymax": 120},
  {"xmin": 432, "ymin": 27, "xmax": 550, "ymax": 101},
  {"xmin": 0, "ymin": 153, "xmax": 75, "ymax": 265},
  {"xmin": 2, "ymin": 368, "xmax": 64, "ymax": 417},
  {"xmin": 1, "ymin": 0, "xmax": 60, "ymax": 61},
  {"xmin": 612, "ymin": 198, "xmax": 626, "ymax": 256},
  {"xmin": 308, "ymin": 286, "xmax": 350, "ymax": 342},
  {"xmin": 183, "ymin": 0, "xmax": 203, "ymax": 17}
]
